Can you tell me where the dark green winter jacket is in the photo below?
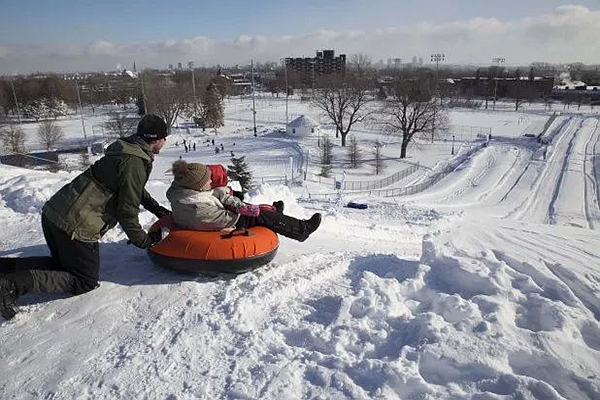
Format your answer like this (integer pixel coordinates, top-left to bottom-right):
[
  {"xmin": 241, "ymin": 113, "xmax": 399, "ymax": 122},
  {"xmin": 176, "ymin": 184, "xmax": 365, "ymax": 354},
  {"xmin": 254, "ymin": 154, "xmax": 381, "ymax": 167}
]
[{"xmin": 42, "ymin": 135, "xmax": 160, "ymax": 248}]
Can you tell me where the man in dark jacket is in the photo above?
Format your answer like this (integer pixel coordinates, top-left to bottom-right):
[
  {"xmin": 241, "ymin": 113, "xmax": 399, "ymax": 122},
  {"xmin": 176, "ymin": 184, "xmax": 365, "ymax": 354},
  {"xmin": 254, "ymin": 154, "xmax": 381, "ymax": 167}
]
[{"xmin": 0, "ymin": 114, "xmax": 171, "ymax": 320}]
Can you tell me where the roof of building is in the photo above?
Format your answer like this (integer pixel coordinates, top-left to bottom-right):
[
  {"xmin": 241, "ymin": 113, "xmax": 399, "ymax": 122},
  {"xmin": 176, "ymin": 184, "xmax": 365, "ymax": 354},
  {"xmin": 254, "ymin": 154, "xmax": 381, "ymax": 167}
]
[{"xmin": 287, "ymin": 115, "xmax": 319, "ymax": 128}]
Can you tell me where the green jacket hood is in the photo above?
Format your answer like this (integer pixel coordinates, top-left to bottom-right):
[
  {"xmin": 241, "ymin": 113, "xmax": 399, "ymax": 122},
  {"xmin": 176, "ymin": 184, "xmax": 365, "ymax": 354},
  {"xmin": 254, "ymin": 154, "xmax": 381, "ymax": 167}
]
[{"xmin": 105, "ymin": 135, "xmax": 153, "ymax": 162}]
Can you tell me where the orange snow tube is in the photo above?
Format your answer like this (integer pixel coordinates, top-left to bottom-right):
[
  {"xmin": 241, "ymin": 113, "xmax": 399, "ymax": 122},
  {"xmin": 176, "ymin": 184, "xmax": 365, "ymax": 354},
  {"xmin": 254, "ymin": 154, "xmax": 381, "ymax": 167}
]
[{"xmin": 147, "ymin": 215, "xmax": 279, "ymax": 275}]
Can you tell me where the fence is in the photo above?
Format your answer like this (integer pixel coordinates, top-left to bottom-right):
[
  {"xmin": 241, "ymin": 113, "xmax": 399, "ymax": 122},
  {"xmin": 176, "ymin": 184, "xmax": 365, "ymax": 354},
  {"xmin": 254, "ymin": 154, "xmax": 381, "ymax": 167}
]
[
  {"xmin": 334, "ymin": 163, "xmax": 420, "ymax": 191},
  {"xmin": 252, "ymin": 175, "xmax": 290, "ymax": 187},
  {"xmin": 450, "ymin": 125, "xmax": 492, "ymax": 142},
  {"xmin": 305, "ymin": 141, "xmax": 488, "ymax": 199}
]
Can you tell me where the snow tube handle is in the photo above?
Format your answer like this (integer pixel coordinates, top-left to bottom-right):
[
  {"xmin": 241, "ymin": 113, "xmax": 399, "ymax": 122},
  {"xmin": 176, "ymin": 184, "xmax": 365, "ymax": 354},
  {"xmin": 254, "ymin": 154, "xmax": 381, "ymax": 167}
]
[{"xmin": 221, "ymin": 228, "xmax": 254, "ymax": 239}]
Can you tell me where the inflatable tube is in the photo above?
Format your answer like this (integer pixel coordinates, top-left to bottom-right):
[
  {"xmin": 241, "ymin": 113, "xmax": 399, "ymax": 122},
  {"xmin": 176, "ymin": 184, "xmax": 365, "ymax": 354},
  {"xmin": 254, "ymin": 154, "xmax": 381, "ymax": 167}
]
[
  {"xmin": 147, "ymin": 215, "xmax": 279, "ymax": 275},
  {"xmin": 347, "ymin": 202, "xmax": 368, "ymax": 210}
]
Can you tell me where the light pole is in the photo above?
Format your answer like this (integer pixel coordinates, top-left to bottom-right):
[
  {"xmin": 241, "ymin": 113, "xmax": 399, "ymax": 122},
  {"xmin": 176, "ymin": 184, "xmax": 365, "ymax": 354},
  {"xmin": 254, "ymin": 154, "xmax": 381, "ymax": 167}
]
[
  {"xmin": 188, "ymin": 61, "xmax": 196, "ymax": 115},
  {"xmin": 282, "ymin": 58, "xmax": 289, "ymax": 127},
  {"xmin": 251, "ymin": 59, "xmax": 257, "ymax": 136},
  {"xmin": 451, "ymin": 135, "xmax": 455, "ymax": 155},
  {"xmin": 492, "ymin": 57, "xmax": 505, "ymax": 111},
  {"xmin": 75, "ymin": 76, "xmax": 87, "ymax": 143},
  {"xmin": 431, "ymin": 53, "xmax": 445, "ymax": 105},
  {"xmin": 430, "ymin": 53, "xmax": 445, "ymax": 143},
  {"xmin": 9, "ymin": 78, "xmax": 22, "ymax": 125}
]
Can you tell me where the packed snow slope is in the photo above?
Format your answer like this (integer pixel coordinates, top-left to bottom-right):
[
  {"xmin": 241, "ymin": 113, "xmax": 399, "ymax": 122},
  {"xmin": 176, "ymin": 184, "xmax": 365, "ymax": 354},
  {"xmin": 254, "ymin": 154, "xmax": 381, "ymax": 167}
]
[{"xmin": 0, "ymin": 115, "xmax": 599, "ymax": 399}]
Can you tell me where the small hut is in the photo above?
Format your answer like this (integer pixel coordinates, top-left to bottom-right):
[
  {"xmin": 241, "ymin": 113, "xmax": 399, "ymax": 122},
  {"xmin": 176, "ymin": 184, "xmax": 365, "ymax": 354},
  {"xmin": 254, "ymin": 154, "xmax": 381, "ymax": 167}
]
[{"xmin": 286, "ymin": 115, "xmax": 319, "ymax": 136}]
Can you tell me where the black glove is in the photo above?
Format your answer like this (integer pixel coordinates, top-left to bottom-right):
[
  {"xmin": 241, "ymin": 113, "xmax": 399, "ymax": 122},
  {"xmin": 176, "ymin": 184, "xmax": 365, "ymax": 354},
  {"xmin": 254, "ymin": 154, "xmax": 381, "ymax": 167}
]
[
  {"xmin": 232, "ymin": 191, "xmax": 245, "ymax": 201},
  {"xmin": 145, "ymin": 229, "xmax": 163, "ymax": 248},
  {"xmin": 151, "ymin": 205, "xmax": 172, "ymax": 219},
  {"xmin": 127, "ymin": 229, "xmax": 163, "ymax": 248}
]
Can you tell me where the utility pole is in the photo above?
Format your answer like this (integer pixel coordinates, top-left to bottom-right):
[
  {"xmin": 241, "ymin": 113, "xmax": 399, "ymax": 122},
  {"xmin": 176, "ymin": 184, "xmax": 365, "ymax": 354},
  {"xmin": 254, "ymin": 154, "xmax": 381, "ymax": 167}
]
[
  {"xmin": 75, "ymin": 77, "xmax": 87, "ymax": 143},
  {"xmin": 9, "ymin": 78, "xmax": 22, "ymax": 125},
  {"xmin": 283, "ymin": 58, "xmax": 289, "ymax": 127},
  {"xmin": 140, "ymin": 71, "xmax": 148, "ymax": 114},
  {"xmin": 492, "ymin": 57, "xmax": 505, "ymax": 111},
  {"xmin": 251, "ymin": 59, "xmax": 257, "ymax": 136},
  {"xmin": 188, "ymin": 61, "xmax": 196, "ymax": 114}
]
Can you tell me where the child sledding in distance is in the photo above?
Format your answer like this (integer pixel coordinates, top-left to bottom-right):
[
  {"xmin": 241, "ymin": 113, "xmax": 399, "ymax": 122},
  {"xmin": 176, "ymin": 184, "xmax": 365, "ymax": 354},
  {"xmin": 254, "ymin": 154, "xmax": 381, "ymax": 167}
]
[{"xmin": 166, "ymin": 161, "xmax": 322, "ymax": 241}]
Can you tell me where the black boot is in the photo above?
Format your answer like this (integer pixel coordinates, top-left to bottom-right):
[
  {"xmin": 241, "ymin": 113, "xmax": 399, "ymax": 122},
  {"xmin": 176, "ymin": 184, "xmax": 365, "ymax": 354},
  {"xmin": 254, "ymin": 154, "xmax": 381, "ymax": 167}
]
[
  {"xmin": 0, "ymin": 271, "xmax": 35, "ymax": 320},
  {"xmin": 261, "ymin": 211, "xmax": 322, "ymax": 242},
  {"xmin": 0, "ymin": 277, "xmax": 18, "ymax": 320},
  {"xmin": 298, "ymin": 213, "xmax": 322, "ymax": 242},
  {"xmin": 272, "ymin": 201, "xmax": 285, "ymax": 213}
]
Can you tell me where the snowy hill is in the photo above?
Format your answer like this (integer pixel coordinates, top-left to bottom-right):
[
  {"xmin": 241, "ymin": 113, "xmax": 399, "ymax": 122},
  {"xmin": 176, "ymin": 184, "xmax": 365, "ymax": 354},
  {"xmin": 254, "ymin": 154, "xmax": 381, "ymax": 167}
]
[{"xmin": 0, "ymin": 105, "xmax": 599, "ymax": 399}]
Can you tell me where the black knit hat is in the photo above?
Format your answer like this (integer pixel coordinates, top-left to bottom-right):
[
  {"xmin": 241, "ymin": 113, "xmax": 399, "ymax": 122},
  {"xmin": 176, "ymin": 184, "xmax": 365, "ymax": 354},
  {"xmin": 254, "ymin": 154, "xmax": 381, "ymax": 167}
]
[{"xmin": 136, "ymin": 114, "xmax": 168, "ymax": 142}]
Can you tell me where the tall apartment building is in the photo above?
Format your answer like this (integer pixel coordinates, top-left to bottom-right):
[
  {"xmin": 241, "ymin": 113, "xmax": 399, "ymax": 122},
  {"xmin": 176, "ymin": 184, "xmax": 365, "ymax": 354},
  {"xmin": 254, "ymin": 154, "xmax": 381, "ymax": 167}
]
[{"xmin": 285, "ymin": 49, "xmax": 346, "ymax": 83}]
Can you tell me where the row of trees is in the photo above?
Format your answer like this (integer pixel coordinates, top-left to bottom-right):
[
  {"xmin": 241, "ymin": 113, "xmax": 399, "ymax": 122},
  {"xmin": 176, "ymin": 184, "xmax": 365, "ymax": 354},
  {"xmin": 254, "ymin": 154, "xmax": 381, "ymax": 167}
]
[
  {"xmin": 0, "ymin": 120, "xmax": 64, "ymax": 153},
  {"xmin": 318, "ymin": 134, "xmax": 386, "ymax": 177},
  {"xmin": 311, "ymin": 74, "xmax": 448, "ymax": 160}
]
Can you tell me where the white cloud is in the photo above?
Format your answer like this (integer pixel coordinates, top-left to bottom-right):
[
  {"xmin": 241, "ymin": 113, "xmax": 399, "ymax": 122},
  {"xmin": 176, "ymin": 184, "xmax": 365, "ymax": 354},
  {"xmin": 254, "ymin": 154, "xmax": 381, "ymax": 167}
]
[
  {"xmin": 1, "ymin": 5, "xmax": 598, "ymax": 73},
  {"xmin": 85, "ymin": 40, "xmax": 116, "ymax": 57}
]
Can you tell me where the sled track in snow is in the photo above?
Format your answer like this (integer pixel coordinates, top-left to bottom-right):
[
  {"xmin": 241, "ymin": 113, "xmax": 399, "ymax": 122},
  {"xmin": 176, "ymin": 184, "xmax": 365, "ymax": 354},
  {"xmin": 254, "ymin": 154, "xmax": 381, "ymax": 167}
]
[
  {"xmin": 443, "ymin": 149, "xmax": 496, "ymax": 202},
  {"xmin": 477, "ymin": 147, "xmax": 525, "ymax": 204},
  {"xmin": 506, "ymin": 117, "xmax": 577, "ymax": 223},
  {"xmin": 582, "ymin": 119, "xmax": 600, "ymax": 230},
  {"xmin": 546, "ymin": 119, "xmax": 583, "ymax": 225}
]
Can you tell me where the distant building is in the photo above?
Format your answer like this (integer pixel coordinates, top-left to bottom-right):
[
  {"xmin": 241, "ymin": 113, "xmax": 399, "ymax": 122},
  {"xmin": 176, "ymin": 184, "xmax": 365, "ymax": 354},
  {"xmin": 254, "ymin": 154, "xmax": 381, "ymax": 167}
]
[{"xmin": 285, "ymin": 49, "xmax": 346, "ymax": 84}]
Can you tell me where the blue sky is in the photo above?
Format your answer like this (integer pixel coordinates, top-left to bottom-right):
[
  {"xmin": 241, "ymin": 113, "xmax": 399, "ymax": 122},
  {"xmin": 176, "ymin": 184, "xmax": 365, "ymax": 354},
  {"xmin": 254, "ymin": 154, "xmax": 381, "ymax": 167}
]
[
  {"xmin": 2, "ymin": 0, "xmax": 599, "ymax": 44},
  {"xmin": 0, "ymin": 1, "xmax": 598, "ymax": 73}
]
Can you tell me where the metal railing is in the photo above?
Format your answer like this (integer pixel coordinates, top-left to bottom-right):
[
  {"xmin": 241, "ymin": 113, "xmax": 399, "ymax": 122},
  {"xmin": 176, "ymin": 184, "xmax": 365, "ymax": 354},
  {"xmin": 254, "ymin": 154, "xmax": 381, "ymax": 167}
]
[{"xmin": 334, "ymin": 163, "xmax": 420, "ymax": 190}]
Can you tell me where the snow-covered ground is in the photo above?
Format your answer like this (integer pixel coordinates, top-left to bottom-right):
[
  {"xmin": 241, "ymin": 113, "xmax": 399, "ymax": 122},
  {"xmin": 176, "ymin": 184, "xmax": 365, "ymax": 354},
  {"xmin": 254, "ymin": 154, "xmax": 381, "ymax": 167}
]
[{"xmin": 0, "ymin": 100, "xmax": 599, "ymax": 399}]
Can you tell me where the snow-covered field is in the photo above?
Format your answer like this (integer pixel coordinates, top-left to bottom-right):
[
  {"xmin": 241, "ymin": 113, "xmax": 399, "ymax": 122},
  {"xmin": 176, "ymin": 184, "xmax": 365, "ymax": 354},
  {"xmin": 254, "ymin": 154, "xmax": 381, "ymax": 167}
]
[{"xmin": 0, "ymin": 100, "xmax": 599, "ymax": 399}]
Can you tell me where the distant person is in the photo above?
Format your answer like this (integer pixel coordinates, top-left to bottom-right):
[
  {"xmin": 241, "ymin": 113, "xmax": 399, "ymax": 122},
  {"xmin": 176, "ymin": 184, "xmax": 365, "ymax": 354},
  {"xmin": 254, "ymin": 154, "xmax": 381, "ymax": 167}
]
[
  {"xmin": 166, "ymin": 161, "xmax": 321, "ymax": 241},
  {"xmin": 230, "ymin": 151, "xmax": 235, "ymax": 157},
  {"xmin": 0, "ymin": 114, "xmax": 172, "ymax": 320},
  {"xmin": 193, "ymin": 143, "xmax": 196, "ymax": 151},
  {"xmin": 215, "ymin": 147, "xmax": 220, "ymax": 154},
  {"xmin": 211, "ymin": 139, "xmax": 214, "ymax": 146},
  {"xmin": 220, "ymin": 143, "xmax": 224, "ymax": 151}
]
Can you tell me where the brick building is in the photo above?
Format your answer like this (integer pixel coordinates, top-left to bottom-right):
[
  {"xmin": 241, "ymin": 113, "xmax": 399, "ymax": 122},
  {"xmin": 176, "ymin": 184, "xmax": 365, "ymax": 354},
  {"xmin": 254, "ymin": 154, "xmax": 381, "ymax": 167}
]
[{"xmin": 285, "ymin": 50, "xmax": 346, "ymax": 84}]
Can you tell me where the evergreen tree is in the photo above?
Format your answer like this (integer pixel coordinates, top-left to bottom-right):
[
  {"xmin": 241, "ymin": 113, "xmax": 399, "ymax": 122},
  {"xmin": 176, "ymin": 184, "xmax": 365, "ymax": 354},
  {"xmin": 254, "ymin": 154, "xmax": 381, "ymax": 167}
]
[
  {"xmin": 319, "ymin": 134, "xmax": 334, "ymax": 177},
  {"xmin": 227, "ymin": 156, "xmax": 253, "ymax": 192},
  {"xmin": 47, "ymin": 98, "xmax": 69, "ymax": 119},
  {"xmin": 203, "ymin": 82, "xmax": 224, "ymax": 134}
]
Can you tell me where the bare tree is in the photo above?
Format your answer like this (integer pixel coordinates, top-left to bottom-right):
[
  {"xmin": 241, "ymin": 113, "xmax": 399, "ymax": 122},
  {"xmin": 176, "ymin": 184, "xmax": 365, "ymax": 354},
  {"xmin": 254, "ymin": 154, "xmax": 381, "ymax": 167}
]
[
  {"xmin": 144, "ymin": 73, "xmax": 188, "ymax": 134},
  {"xmin": 312, "ymin": 76, "xmax": 372, "ymax": 147},
  {"xmin": 346, "ymin": 135, "xmax": 362, "ymax": 169},
  {"xmin": 37, "ymin": 120, "xmax": 64, "ymax": 150},
  {"xmin": 372, "ymin": 141, "xmax": 386, "ymax": 175},
  {"xmin": 381, "ymin": 81, "xmax": 449, "ymax": 159},
  {"xmin": 348, "ymin": 53, "xmax": 373, "ymax": 78},
  {"xmin": 104, "ymin": 112, "xmax": 135, "ymax": 137},
  {"xmin": 0, "ymin": 123, "xmax": 26, "ymax": 153}
]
